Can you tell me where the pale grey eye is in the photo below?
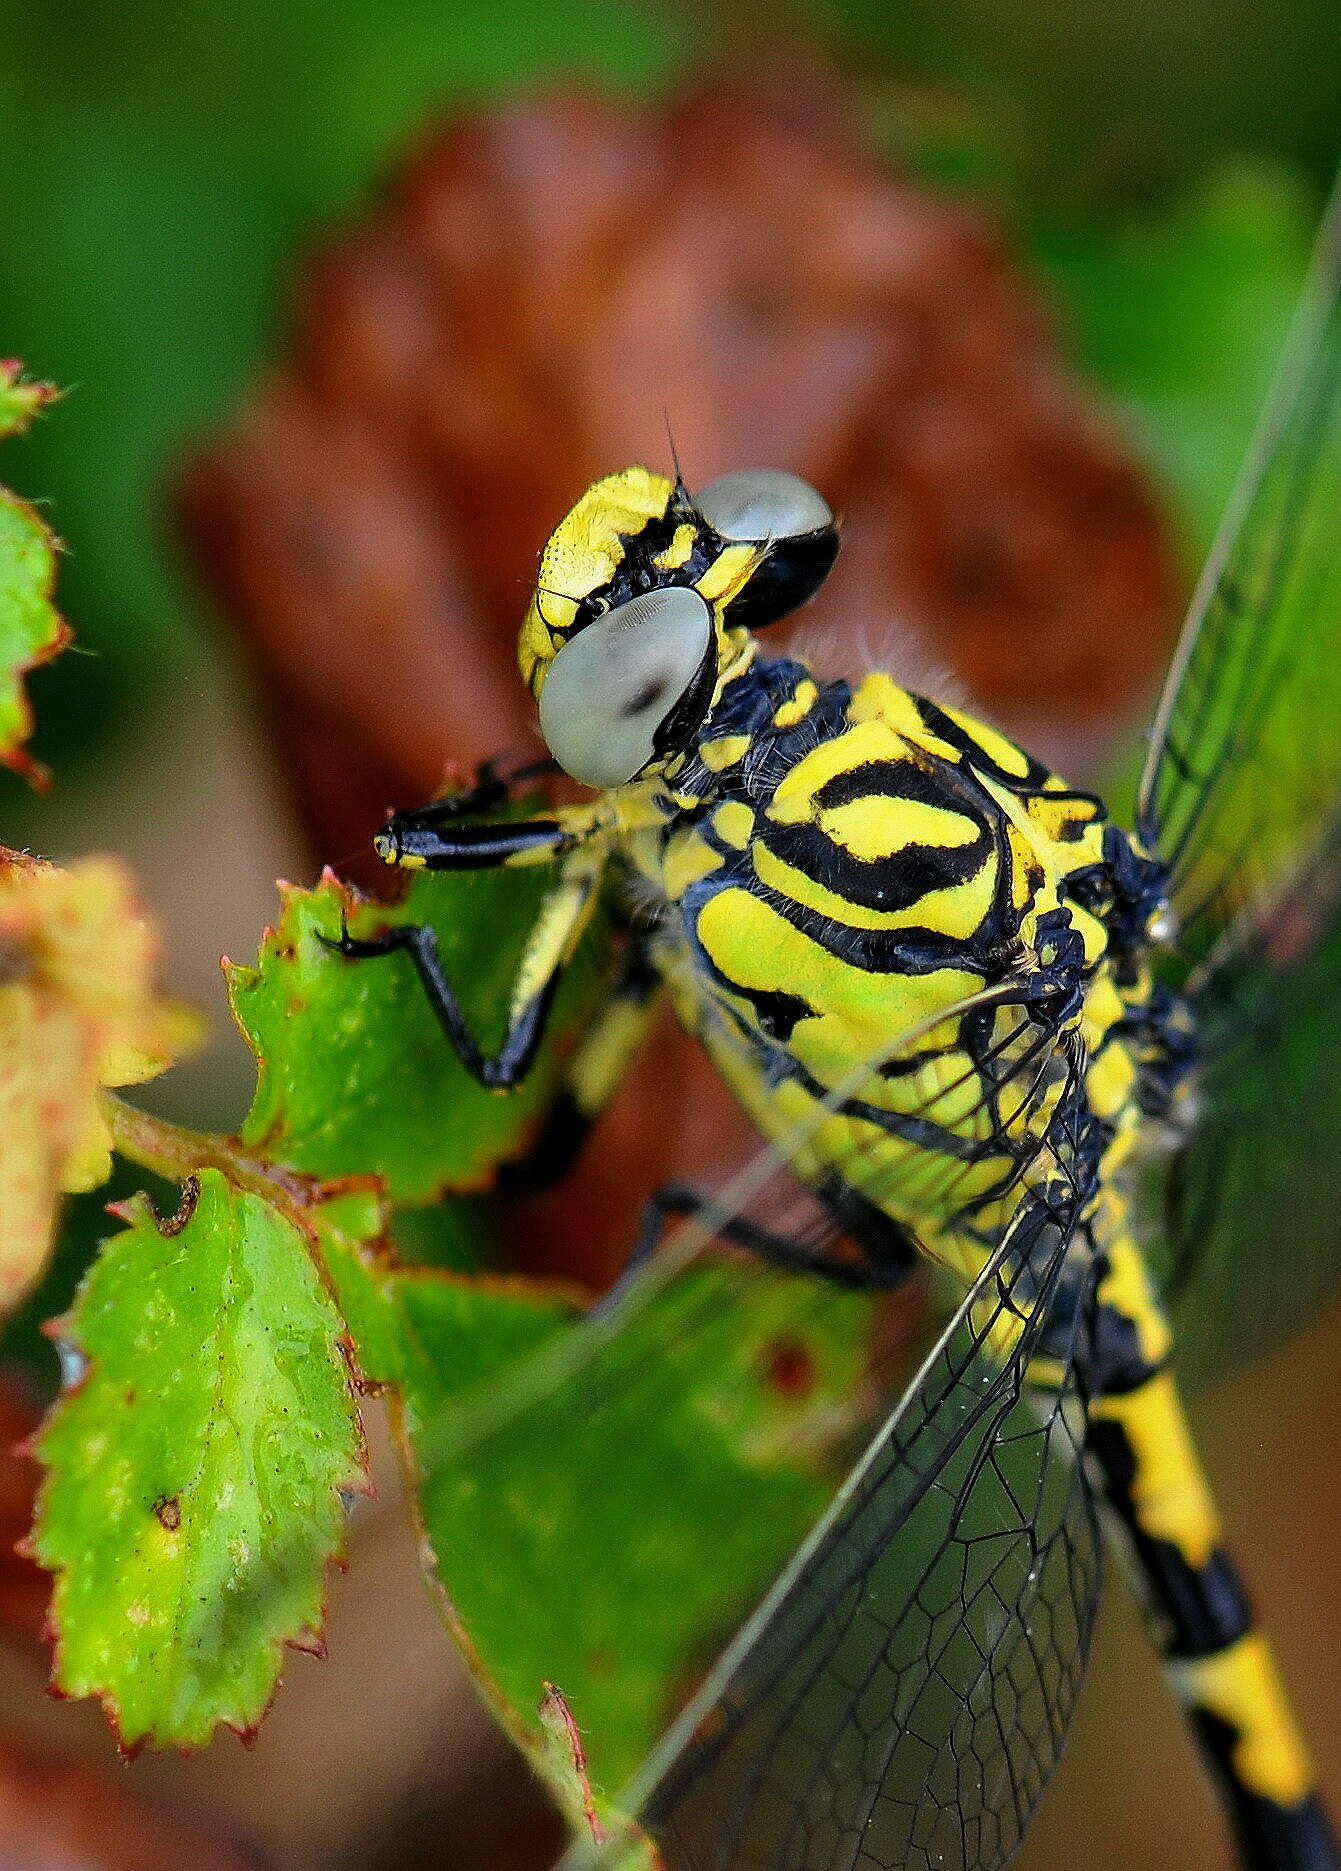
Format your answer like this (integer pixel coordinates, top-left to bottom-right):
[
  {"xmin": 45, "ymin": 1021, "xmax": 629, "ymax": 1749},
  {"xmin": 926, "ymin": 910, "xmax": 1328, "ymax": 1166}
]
[
  {"xmin": 694, "ymin": 468, "xmax": 832, "ymax": 541},
  {"xmin": 538, "ymin": 586, "xmax": 713, "ymax": 789}
]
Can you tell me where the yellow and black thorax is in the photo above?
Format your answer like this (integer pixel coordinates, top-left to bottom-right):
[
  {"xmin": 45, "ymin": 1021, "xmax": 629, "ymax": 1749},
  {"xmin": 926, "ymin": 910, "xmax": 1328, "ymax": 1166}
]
[{"xmin": 615, "ymin": 648, "xmax": 1175, "ymax": 1261}]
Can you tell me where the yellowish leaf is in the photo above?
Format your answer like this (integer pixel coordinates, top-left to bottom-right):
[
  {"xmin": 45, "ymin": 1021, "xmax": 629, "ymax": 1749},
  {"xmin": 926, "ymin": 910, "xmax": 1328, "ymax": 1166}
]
[{"xmin": 0, "ymin": 850, "xmax": 199, "ymax": 1308}]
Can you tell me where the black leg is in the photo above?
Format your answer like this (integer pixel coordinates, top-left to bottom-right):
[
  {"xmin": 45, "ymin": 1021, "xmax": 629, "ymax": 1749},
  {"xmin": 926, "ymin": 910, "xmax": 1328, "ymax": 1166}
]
[
  {"xmin": 593, "ymin": 1181, "xmax": 914, "ymax": 1317},
  {"xmin": 393, "ymin": 755, "xmax": 560, "ymax": 828},
  {"xmin": 374, "ymin": 812, "xmax": 580, "ymax": 871},
  {"xmin": 371, "ymin": 756, "xmax": 574, "ymax": 870},
  {"xmin": 499, "ymin": 939, "xmax": 662, "ymax": 1196},
  {"xmin": 318, "ymin": 919, "xmax": 556, "ymax": 1090}
]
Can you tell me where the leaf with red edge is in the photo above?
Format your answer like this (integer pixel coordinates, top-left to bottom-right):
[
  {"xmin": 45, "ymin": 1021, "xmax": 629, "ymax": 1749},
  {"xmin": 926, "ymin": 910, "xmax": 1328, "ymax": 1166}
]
[
  {"xmin": 31, "ymin": 1168, "xmax": 368, "ymax": 1750},
  {"xmin": 0, "ymin": 360, "xmax": 58, "ymax": 441},
  {"xmin": 320, "ymin": 1233, "xmax": 874, "ymax": 1805},
  {"xmin": 0, "ymin": 849, "xmax": 199, "ymax": 1311},
  {"xmin": 0, "ymin": 363, "xmax": 68, "ymax": 783},
  {"xmin": 539, "ymin": 1683, "xmax": 662, "ymax": 1868},
  {"xmin": 228, "ymin": 863, "xmax": 612, "ymax": 1203}
]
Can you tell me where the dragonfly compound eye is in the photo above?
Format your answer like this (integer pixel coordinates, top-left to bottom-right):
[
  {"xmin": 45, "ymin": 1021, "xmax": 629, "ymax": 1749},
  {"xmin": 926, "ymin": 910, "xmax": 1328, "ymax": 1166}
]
[
  {"xmin": 537, "ymin": 585, "xmax": 714, "ymax": 789},
  {"xmin": 692, "ymin": 468, "xmax": 839, "ymax": 629},
  {"xmin": 693, "ymin": 467, "xmax": 833, "ymax": 541}
]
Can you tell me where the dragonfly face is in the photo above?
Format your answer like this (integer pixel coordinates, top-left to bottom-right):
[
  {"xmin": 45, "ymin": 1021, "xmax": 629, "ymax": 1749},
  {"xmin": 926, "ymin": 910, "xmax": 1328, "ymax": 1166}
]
[{"xmin": 518, "ymin": 465, "xmax": 839, "ymax": 787}]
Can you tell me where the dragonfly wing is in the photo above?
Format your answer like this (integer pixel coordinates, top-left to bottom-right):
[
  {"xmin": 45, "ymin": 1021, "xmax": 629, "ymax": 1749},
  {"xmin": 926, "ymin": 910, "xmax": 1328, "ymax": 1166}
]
[
  {"xmin": 1136, "ymin": 173, "xmax": 1341, "ymax": 963},
  {"xmin": 588, "ymin": 1070, "xmax": 1102, "ymax": 1871},
  {"xmin": 1160, "ymin": 825, "xmax": 1341, "ymax": 1383},
  {"xmin": 412, "ymin": 984, "xmax": 1095, "ymax": 1868}
]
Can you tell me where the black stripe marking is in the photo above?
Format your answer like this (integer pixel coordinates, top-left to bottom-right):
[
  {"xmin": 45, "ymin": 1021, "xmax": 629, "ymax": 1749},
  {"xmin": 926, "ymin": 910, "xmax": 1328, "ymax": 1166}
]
[
  {"xmin": 1190, "ymin": 1717, "xmax": 1339, "ymax": 1871},
  {"xmin": 1087, "ymin": 1413, "xmax": 1255, "ymax": 1658}
]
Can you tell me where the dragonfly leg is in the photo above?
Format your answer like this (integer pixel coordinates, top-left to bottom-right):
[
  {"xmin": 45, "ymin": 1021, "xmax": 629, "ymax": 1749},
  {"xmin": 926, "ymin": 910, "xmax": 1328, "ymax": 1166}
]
[
  {"xmin": 1085, "ymin": 1232, "xmax": 1337, "ymax": 1870},
  {"xmin": 377, "ymin": 753, "xmax": 560, "ymax": 830},
  {"xmin": 590, "ymin": 1181, "xmax": 918, "ymax": 1319},
  {"xmin": 499, "ymin": 937, "xmax": 662, "ymax": 1194},
  {"xmin": 319, "ymin": 851, "xmax": 604, "ymax": 1090}
]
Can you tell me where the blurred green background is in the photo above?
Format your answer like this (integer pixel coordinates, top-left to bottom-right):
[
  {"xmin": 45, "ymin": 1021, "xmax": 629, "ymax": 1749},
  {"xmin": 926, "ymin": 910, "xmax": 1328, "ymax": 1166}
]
[
  {"xmin": 0, "ymin": 2, "xmax": 1338, "ymax": 1869},
  {"xmin": 0, "ymin": 0, "xmax": 1336, "ymax": 782}
]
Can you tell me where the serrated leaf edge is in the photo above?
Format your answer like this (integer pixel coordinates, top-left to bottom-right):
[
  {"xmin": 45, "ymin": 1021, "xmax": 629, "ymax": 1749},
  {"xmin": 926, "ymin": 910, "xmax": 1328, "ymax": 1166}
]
[
  {"xmin": 29, "ymin": 1168, "xmax": 377, "ymax": 1752},
  {"xmin": 0, "ymin": 483, "xmax": 71, "ymax": 787}
]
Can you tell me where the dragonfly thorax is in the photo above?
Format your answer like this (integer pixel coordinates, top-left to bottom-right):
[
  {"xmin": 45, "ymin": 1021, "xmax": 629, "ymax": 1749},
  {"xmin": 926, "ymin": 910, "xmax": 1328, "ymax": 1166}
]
[{"xmin": 616, "ymin": 649, "xmax": 1157, "ymax": 1252}]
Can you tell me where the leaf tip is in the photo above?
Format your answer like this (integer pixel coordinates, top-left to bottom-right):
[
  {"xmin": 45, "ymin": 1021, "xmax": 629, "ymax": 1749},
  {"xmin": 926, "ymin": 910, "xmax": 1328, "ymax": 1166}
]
[
  {"xmin": 288, "ymin": 1623, "xmax": 328, "ymax": 1659},
  {"xmin": 0, "ymin": 362, "xmax": 61, "ymax": 439}
]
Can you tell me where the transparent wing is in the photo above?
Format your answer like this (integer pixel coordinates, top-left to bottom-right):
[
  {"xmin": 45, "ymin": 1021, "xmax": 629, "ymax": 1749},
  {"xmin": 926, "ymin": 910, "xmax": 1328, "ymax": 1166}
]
[
  {"xmin": 1158, "ymin": 823, "xmax": 1341, "ymax": 1385},
  {"xmin": 421, "ymin": 981, "xmax": 1078, "ymax": 1476},
  {"xmin": 386, "ymin": 982, "xmax": 1097, "ymax": 1868},
  {"xmin": 558, "ymin": 1047, "xmax": 1101, "ymax": 1871},
  {"xmin": 1136, "ymin": 173, "xmax": 1341, "ymax": 959}
]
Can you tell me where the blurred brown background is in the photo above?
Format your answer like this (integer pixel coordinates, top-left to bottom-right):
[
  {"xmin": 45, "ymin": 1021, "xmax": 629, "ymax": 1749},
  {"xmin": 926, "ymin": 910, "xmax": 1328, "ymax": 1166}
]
[{"xmin": 0, "ymin": 2, "xmax": 1339, "ymax": 1867}]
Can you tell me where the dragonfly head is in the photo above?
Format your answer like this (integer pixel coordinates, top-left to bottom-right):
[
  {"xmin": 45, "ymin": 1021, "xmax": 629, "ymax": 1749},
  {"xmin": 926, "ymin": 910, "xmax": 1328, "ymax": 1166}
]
[{"xmin": 519, "ymin": 465, "xmax": 838, "ymax": 790}]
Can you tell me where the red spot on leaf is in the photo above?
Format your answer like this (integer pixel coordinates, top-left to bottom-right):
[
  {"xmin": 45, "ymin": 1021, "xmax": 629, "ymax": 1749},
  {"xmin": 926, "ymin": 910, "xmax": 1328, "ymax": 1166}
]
[
  {"xmin": 152, "ymin": 1494, "xmax": 182, "ymax": 1532},
  {"xmin": 763, "ymin": 1335, "xmax": 817, "ymax": 1399}
]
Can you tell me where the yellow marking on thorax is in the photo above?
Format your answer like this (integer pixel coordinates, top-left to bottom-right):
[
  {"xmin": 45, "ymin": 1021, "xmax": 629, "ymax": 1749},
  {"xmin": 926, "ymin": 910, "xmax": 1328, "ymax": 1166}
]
[
  {"xmin": 751, "ymin": 839, "xmax": 995, "ymax": 942},
  {"xmin": 1169, "ymin": 1636, "xmax": 1316, "ymax": 1808},
  {"xmin": 661, "ymin": 914, "xmax": 1032, "ymax": 1254},
  {"xmin": 979, "ymin": 776, "xmax": 1110, "ymax": 972},
  {"xmin": 766, "ymin": 719, "xmax": 914, "ymax": 821},
  {"xmin": 699, "ymin": 734, "xmax": 752, "ymax": 772},
  {"xmin": 1072, "ymin": 899, "xmax": 1109, "ymax": 968},
  {"xmin": 695, "ymin": 885, "xmax": 979, "ymax": 1053},
  {"xmin": 847, "ymin": 674, "xmax": 961, "ymax": 763},
  {"xmin": 1029, "ymin": 792, "xmax": 1104, "ymax": 854},
  {"xmin": 748, "ymin": 1075, "xmax": 1017, "ymax": 1248},
  {"xmin": 772, "ymin": 678, "xmax": 819, "ymax": 729},
  {"xmin": 942, "ymin": 704, "xmax": 1033, "ymax": 779},
  {"xmin": 713, "ymin": 801, "xmax": 754, "ymax": 849},
  {"xmin": 978, "ymin": 770, "xmax": 1104, "ymax": 884},
  {"xmin": 662, "ymin": 832, "xmax": 726, "ymax": 899},
  {"xmin": 653, "ymin": 522, "xmax": 697, "ymax": 572},
  {"xmin": 1091, "ymin": 1370, "xmax": 1219, "ymax": 1567},
  {"xmin": 818, "ymin": 796, "xmax": 981, "ymax": 863}
]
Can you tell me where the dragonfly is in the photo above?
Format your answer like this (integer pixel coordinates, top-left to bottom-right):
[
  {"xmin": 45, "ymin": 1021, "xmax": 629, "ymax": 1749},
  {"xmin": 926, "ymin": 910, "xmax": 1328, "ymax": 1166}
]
[{"xmin": 324, "ymin": 174, "xmax": 1341, "ymax": 1871}]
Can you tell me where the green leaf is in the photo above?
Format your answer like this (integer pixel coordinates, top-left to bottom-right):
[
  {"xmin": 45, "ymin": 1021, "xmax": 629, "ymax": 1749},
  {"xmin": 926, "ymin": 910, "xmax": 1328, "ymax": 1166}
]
[
  {"xmin": 334, "ymin": 1249, "xmax": 875, "ymax": 1799},
  {"xmin": 0, "ymin": 366, "xmax": 69, "ymax": 783},
  {"xmin": 229, "ymin": 865, "xmax": 612, "ymax": 1203},
  {"xmin": 32, "ymin": 1167, "xmax": 367, "ymax": 1749},
  {"xmin": 0, "ymin": 362, "xmax": 58, "ymax": 442}
]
